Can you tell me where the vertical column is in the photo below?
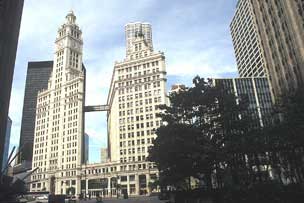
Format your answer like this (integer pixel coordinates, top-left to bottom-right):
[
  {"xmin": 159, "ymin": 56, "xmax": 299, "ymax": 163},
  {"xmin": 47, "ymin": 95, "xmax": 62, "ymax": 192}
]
[
  {"xmin": 146, "ymin": 173, "xmax": 151, "ymax": 195},
  {"xmin": 108, "ymin": 177, "xmax": 111, "ymax": 197},
  {"xmin": 85, "ymin": 179, "xmax": 88, "ymax": 197},
  {"xmin": 54, "ymin": 180, "xmax": 58, "ymax": 194},
  {"xmin": 56, "ymin": 179, "xmax": 61, "ymax": 195},
  {"xmin": 127, "ymin": 175, "xmax": 130, "ymax": 195},
  {"xmin": 135, "ymin": 174, "xmax": 140, "ymax": 195},
  {"xmin": 117, "ymin": 176, "xmax": 121, "ymax": 198},
  {"xmin": 76, "ymin": 177, "xmax": 81, "ymax": 196},
  {"xmin": 63, "ymin": 179, "xmax": 67, "ymax": 195}
]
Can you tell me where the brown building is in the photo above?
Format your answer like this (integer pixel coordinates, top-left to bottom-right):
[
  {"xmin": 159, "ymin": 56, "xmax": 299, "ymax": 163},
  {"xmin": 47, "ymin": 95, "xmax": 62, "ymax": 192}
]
[
  {"xmin": 231, "ymin": 0, "xmax": 304, "ymax": 100},
  {"xmin": 0, "ymin": 0, "xmax": 24, "ymax": 169}
]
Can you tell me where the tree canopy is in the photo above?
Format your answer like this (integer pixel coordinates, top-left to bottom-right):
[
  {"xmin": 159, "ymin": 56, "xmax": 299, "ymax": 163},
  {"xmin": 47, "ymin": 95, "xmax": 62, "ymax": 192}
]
[{"xmin": 149, "ymin": 77, "xmax": 304, "ymax": 192}]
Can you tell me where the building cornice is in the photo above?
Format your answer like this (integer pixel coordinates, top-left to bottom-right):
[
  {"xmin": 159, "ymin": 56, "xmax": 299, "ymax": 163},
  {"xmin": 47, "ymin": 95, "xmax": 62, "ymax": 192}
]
[{"xmin": 114, "ymin": 52, "xmax": 165, "ymax": 67}]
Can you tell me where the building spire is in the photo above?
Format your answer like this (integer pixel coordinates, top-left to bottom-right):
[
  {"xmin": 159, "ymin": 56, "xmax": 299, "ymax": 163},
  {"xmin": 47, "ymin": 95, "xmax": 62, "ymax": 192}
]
[
  {"xmin": 66, "ymin": 10, "xmax": 76, "ymax": 24},
  {"xmin": 125, "ymin": 22, "xmax": 153, "ymax": 59}
]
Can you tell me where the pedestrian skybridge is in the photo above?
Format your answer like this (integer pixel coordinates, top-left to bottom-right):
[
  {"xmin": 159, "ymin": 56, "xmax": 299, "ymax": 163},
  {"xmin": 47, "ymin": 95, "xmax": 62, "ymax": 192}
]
[{"xmin": 84, "ymin": 105, "xmax": 109, "ymax": 112}]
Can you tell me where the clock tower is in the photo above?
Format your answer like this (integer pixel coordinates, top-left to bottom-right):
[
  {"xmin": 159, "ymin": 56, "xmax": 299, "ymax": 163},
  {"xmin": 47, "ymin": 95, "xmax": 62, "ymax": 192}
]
[
  {"xmin": 55, "ymin": 11, "xmax": 83, "ymax": 77},
  {"xmin": 31, "ymin": 11, "xmax": 86, "ymax": 195}
]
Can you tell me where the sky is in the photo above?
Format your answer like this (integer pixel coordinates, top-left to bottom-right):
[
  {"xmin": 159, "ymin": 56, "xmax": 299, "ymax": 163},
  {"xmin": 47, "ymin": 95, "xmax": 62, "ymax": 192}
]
[{"xmin": 9, "ymin": 0, "xmax": 238, "ymax": 163}]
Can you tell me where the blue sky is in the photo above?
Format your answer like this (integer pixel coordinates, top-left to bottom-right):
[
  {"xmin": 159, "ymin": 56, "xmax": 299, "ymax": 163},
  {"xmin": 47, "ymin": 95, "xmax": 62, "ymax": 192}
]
[{"xmin": 9, "ymin": 0, "xmax": 238, "ymax": 163}]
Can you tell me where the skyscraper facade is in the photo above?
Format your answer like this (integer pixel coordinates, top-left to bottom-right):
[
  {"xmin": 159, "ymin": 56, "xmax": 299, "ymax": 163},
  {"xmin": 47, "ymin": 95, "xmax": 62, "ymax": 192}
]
[
  {"xmin": 230, "ymin": 0, "xmax": 267, "ymax": 78},
  {"xmin": 214, "ymin": 77, "xmax": 273, "ymax": 127},
  {"xmin": 0, "ymin": 0, "xmax": 24, "ymax": 169},
  {"xmin": 107, "ymin": 22, "xmax": 167, "ymax": 194},
  {"xmin": 252, "ymin": 0, "xmax": 304, "ymax": 98},
  {"xmin": 231, "ymin": 0, "xmax": 304, "ymax": 99},
  {"xmin": 30, "ymin": 11, "xmax": 86, "ymax": 195},
  {"xmin": 18, "ymin": 61, "xmax": 53, "ymax": 163}
]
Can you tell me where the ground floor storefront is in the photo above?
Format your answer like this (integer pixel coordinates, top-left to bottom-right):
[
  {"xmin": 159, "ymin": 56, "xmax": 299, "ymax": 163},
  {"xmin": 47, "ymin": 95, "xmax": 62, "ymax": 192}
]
[
  {"xmin": 30, "ymin": 162, "xmax": 159, "ymax": 197},
  {"xmin": 81, "ymin": 172, "xmax": 159, "ymax": 198}
]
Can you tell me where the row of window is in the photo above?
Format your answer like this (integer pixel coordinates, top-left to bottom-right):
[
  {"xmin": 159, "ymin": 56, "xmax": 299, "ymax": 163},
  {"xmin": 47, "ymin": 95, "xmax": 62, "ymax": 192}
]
[
  {"xmin": 119, "ymin": 129, "xmax": 155, "ymax": 139},
  {"xmin": 118, "ymin": 75, "xmax": 161, "ymax": 87},
  {"xmin": 117, "ymin": 61, "xmax": 159, "ymax": 75},
  {"xmin": 118, "ymin": 89, "xmax": 161, "ymax": 102},
  {"xmin": 58, "ymin": 27, "xmax": 80, "ymax": 39},
  {"xmin": 118, "ymin": 97, "xmax": 162, "ymax": 110},
  {"xmin": 118, "ymin": 69, "xmax": 160, "ymax": 81},
  {"xmin": 119, "ymin": 113, "xmax": 155, "ymax": 124},
  {"xmin": 118, "ymin": 81, "xmax": 161, "ymax": 95},
  {"xmin": 119, "ymin": 137, "xmax": 154, "ymax": 148},
  {"xmin": 119, "ymin": 143, "xmax": 153, "ymax": 156},
  {"xmin": 120, "ymin": 155, "xmax": 147, "ymax": 163}
]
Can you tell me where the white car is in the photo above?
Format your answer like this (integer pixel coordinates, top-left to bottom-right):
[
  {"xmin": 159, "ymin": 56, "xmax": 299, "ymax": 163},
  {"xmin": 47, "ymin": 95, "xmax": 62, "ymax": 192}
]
[{"xmin": 36, "ymin": 195, "xmax": 48, "ymax": 200}]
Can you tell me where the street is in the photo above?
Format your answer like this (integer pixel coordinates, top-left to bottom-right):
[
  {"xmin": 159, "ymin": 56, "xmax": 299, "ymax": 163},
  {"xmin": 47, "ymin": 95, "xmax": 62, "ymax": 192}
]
[
  {"xmin": 77, "ymin": 196, "xmax": 167, "ymax": 203},
  {"xmin": 28, "ymin": 196, "xmax": 167, "ymax": 203},
  {"xmin": 29, "ymin": 196, "xmax": 167, "ymax": 203},
  {"xmin": 103, "ymin": 196, "xmax": 166, "ymax": 203}
]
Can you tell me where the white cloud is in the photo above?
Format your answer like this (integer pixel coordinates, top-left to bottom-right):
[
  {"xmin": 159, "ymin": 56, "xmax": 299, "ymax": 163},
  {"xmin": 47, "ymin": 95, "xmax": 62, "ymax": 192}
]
[{"xmin": 166, "ymin": 49, "xmax": 236, "ymax": 77}]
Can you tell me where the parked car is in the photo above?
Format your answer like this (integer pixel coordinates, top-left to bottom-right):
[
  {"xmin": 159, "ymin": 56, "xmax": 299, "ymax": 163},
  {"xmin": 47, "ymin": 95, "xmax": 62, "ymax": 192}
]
[
  {"xmin": 65, "ymin": 195, "xmax": 77, "ymax": 203},
  {"xmin": 36, "ymin": 195, "xmax": 48, "ymax": 200}
]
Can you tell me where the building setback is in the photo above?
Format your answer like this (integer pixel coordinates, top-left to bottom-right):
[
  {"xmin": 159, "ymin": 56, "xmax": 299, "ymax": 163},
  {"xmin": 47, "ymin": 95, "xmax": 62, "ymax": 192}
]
[
  {"xmin": 18, "ymin": 61, "xmax": 53, "ymax": 163},
  {"xmin": 231, "ymin": 0, "xmax": 304, "ymax": 100},
  {"xmin": 107, "ymin": 22, "xmax": 167, "ymax": 195},
  {"xmin": 0, "ymin": 0, "xmax": 24, "ymax": 169},
  {"xmin": 214, "ymin": 77, "xmax": 273, "ymax": 127},
  {"xmin": 30, "ymin": 11, "xmax": 86, "ymax": 195}
]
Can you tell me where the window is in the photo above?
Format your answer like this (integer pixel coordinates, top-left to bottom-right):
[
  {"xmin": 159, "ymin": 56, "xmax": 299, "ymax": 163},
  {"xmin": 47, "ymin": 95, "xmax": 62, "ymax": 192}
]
[
  {"xmin": 121, "ymin": 176, "xmax": 127, "ymax": 182},
  {"xmin": 129, "ymin": 175, "xmax": 135, "ymax": 181}
]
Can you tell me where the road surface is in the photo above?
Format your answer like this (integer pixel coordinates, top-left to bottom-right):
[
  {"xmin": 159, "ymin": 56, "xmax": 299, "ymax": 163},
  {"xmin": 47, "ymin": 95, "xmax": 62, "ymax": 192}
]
[
  {"xmin": 103, "ymin": 196, "xmax": 166, "ymax": 203},
  {"xmin": 78, "ymin": 196, "xmax": 166, "ymax": 203},
  {"xmin": 29, "ymin": 196, "xmax": 167, "ymax": 203}
]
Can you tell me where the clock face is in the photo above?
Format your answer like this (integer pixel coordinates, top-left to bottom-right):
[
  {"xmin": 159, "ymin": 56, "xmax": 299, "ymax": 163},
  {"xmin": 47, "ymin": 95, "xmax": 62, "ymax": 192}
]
[
  {"xmin": 72, "ymin": 41, "xmax": 81, "ymax": 50},
  {"xmin": 57, "ymin": 41, "xmax": 63, "ymax": 49},
  {"xmin": 71, "ymin": 41, "xmax": 75, "ymax": 47}
]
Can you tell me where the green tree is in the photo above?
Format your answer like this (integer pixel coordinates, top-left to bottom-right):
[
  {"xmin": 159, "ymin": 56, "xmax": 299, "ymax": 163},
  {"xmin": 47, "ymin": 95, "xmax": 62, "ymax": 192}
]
[
  {"xmin": 149, "ymin": 77, "xmax": 304, "ymax": 201},
  {"xmin": 149, "ymin": 76, "xmax": 253, "ymax": 190},
  {"xmin": 267, "ymin": 88, "xmax": 304, "ymax": 183}
]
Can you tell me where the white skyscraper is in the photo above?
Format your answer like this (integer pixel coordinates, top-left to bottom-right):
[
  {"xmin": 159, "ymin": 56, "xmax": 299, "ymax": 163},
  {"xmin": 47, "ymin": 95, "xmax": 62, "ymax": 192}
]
[
  {"xmin": 230, "ymin": 0, "xmax": 267, "ymax": 77},
  {"xmin": 29, "ymin": 16, "xmax": 165, "ymax": 197},
  {"xmin": 31, "ymin": 11, "xmax": 85, "ymax": 195},
  {"xmin": 107, "ymin": 22, "xmax": 167, "ymax": 195}
]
